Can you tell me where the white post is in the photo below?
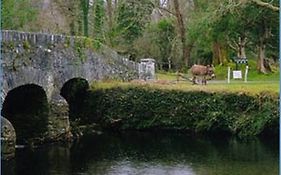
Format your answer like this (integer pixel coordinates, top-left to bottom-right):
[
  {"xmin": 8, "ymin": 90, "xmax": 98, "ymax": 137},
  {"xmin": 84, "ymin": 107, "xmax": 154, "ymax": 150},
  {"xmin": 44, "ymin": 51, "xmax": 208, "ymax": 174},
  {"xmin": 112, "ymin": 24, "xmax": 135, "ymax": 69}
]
[
  {"xmin": 244, "ymin": 65, "xmax": 249, "ymax": 83},
  {"xmin": 227, "ymin": 67, "xmax": 231, "ymax": 84}
]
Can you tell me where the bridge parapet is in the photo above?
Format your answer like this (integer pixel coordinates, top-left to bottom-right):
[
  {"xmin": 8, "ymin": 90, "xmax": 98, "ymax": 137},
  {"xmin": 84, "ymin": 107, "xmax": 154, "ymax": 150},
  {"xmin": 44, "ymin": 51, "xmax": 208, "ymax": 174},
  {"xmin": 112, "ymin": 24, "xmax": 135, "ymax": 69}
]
[
  {"xmin": 2, "ymin": 30, "xmax": 77, "ymax": 46},
  {"xmin": 1, "ymin": 30, "xmax": 139, "ymax": 78}
]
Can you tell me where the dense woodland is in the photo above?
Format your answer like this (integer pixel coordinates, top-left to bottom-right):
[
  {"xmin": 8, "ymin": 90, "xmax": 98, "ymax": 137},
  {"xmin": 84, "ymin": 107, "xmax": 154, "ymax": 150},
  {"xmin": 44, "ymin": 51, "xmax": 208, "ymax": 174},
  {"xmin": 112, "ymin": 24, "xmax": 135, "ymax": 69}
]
[{"xmin": 2, "ymin": 0, "xmax": 279, "ymax": 73}]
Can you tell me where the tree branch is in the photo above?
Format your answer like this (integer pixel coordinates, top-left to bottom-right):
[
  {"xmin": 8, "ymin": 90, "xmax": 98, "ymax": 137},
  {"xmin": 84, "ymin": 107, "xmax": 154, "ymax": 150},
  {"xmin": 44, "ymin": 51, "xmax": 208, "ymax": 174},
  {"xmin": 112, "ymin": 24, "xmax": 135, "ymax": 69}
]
[
  {"xmin": 228, "ymin": 42, "xmax": 238, "ymax": 51},
  {"xmin": 226, "ymin": 37, "xmax": 238, "ymax": 51},
  {"xmin": 251, "ymin": 0, "xmax": 279, "ymax": 12},
  {"xmin": 157, "ymin": 6, "xmax": 176, "ymax": 16}
]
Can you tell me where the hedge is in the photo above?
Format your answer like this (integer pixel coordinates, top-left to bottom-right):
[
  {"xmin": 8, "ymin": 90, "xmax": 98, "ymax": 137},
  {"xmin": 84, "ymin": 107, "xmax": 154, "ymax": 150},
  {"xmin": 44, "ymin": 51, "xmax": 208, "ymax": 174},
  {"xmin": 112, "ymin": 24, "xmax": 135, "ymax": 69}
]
[{"xmin": 80, "ymin": 87, "xmax": 279, "ymax": 137}]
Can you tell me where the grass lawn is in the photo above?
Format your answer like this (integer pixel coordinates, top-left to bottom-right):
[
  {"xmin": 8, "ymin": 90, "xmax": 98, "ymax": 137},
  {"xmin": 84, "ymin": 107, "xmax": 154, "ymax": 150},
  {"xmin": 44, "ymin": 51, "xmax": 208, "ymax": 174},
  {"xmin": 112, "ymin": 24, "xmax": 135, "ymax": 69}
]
[
  {"xmin": 91, "ymin": 65, "xmax": 279, "ymax": 95},
  {"xmin": 91, "ymin": 79, "xmax": 279, "ymax": 96}
]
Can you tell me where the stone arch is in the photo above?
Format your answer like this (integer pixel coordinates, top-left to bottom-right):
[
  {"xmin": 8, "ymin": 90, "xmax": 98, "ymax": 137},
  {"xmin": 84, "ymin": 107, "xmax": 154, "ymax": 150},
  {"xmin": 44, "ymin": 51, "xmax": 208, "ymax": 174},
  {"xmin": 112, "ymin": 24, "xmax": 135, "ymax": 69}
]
[
  {"xmin": 60, "ymin": 77, "xmax": 90, "ymax": 122},
  {"xmin": 1, "ymin": 84, "xmax": 49, "ymax": 144},
  {"xmin": 2, "ymin": 69, "xmax": 53, "ymax": 102}
]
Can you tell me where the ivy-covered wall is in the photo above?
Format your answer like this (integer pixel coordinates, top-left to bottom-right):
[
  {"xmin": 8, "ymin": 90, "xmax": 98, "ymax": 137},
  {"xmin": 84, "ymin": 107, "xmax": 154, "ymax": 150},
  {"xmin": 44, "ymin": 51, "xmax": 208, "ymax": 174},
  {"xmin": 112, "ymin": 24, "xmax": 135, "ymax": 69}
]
[{"xmin": 84, "ymin": 87, "xmax": 279, "ymax": 137}]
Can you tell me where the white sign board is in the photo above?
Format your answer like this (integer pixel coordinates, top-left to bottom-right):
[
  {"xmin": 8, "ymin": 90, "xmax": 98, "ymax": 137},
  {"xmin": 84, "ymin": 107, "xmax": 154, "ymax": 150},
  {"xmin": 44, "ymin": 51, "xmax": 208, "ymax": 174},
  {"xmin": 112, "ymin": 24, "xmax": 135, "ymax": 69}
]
[{"xmin": 233, "ymin": 70, "xmax": 242, "ymax": 79}]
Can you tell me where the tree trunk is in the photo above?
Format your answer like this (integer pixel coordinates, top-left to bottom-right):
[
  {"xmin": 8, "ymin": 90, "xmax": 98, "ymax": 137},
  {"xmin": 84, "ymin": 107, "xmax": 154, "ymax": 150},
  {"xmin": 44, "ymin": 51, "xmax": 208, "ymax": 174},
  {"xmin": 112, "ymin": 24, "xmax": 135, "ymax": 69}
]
[
  {"xmin": 257, "ymin": 24, "xmax": 273, "ymax": 74},
  {"xmin": 106, "ymin": 0, "xmax": 113, "ymax": 30},
  {"xmin": 168, "ymin": 57, "xmax": 172, "ymax": 70},
  {"xmin": 213, "ymin": 42, "xmax": 221, "ymax": 64},
  {"xmin": 158, "ymin": 63, "xmax": 163, "ymax": 70},
  {"xmin": 68, "ymin": 1, "xmax": 81, "ymax": 36},
  {"xmin": 114, "ymin": 0, "xmax": 118, "ymax": 6},
  {"xmin": 106, "ymin": 0, "xmax": 114, "ymax": 46},
  {"xmin": 185, "ymin": 44, "xmax": 193, "ymax": 66},
  {"xmin": 212, "ymin": 42, "xmax": 228, "ymax": 65},
  {"xmin": 81, "ymin": 0, "xmax": 89, "ymax": 36},
  {"xmin": 227, "ymin": 36, "xmax": 247, "ymax": 61},
  {"xmin": 78, "ymin": 16, "xmax": 83, "ymax": 35},
  {"xmin": 257, "ymin": 37, "xmax": 268, "ymax": 73},
  {"xmin": 173, "ymin": 0, "xmax": 189, "ymax": 67},
  {"xmin": 238, "ymin": 36, "xmax": 247, "ymax": 59},
  {"xmin": 70, "ymin": 22, "xmax": 75, "ymax": 35}
]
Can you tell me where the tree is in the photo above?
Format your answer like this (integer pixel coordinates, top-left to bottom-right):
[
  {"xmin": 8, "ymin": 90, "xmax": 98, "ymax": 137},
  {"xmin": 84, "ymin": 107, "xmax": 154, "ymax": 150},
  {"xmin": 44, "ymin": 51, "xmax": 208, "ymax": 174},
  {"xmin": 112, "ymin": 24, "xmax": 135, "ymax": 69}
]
[
  {"xmin": 93, "ymin": 0, "xmax": 105, "ymax": 40},
  {"xmin": 173, "ymin": 0, "xmax": 188, "ymax": 67},
  {"xmin": 113, "ymin": 0, "xmax": 154, "ymax": 58},
  {"xmin": 155, "ymin": 18, "xmax": 176, "ymax": 70},
  {"xmin": 80, "ymin": 0, "xmax": 90, "ymax": 36},
  {"xmin": 187, "ymin": 0, "xmax": 278, "ymax": 73},
  {"xmin": 2, "ymin": 0, "xmax": 37, "ymax": 30},
  {"xmin": 106, "ymin": 0, "xmax": 113, "ymax": 31},
  {"xmin": 68, "ymin": 1, "xmax": 83, "ymax": 36},
  {"xmin": 153, "ymin": 0, "xmax": 195, "ymax": 68},
  {"xmin": 249, "ymin": 2, "xmax": 278, "ymax": 73},
  {"xmin": 234, "ymin": 1, "xmax": 279, "ymax": 73},
  {"xmin": 186, "ymin": 0, "xmax": 227, "ymax": 65}
]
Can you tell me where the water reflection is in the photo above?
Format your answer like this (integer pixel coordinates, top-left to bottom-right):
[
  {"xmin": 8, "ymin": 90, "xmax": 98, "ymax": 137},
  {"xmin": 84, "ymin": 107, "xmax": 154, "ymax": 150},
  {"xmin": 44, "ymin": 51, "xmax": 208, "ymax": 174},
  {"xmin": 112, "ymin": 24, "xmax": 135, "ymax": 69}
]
[{"xmin": 2, "ymin": 132, "xmax": 278, "ymax": 175}]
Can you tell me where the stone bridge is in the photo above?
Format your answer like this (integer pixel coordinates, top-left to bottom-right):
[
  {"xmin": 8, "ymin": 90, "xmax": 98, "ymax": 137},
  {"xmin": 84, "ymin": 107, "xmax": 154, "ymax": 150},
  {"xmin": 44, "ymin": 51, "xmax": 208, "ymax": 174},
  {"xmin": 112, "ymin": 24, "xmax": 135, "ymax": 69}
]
[{"xmin": 1, "ymin": 30, "xmax": 139, "ymax": 155}]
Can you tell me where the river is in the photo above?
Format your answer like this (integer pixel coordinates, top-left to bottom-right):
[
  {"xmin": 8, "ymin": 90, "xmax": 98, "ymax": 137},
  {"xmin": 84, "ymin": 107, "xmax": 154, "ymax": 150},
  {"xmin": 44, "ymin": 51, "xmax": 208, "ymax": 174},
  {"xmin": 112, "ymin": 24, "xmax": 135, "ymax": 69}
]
[{"xmin": 2, "ymin": 131, "xmax": 278, "ymax": 175}]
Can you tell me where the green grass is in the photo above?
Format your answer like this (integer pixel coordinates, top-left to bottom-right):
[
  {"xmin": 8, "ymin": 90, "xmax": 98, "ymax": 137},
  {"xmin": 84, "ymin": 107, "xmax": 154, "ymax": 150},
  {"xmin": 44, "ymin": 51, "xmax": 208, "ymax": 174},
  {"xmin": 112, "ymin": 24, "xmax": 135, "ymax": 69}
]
[
  {"xmin": 91, "ymin": 62, "xmax": 279, "ymax": 95},
  {"xmin": 158, "ymin": 59, "xmax": 279, "ymax": 81},
  {"xmin": 214, "ymin": 60, "xmax": 280, "ymax": 81},
  {"xmin": 155, "ymin": 71, "xmax": 178, "ymax": 80},
  {"xmin": 91, "ymin": 80, "xmax": 279, "ymax": 96}
]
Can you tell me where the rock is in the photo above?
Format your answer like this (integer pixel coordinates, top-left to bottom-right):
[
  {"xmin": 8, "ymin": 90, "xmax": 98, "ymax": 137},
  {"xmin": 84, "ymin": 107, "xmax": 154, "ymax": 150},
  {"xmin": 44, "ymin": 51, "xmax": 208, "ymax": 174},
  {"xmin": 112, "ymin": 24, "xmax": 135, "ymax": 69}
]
[{"xmin": 1, "ymin": 117, "xmax": 16, "ymax": 160}]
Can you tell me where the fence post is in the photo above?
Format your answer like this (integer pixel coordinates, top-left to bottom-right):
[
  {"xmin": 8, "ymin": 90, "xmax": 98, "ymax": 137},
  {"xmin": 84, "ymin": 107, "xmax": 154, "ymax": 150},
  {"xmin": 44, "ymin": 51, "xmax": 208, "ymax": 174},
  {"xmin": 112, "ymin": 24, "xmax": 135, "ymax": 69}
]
[
  {"xmin": 244, "ymin": 65, "xmax": 249, "ymax": 83},
  {"xmin": 227, "ymin": 67, "xmax": 231, "ymax": 84}
]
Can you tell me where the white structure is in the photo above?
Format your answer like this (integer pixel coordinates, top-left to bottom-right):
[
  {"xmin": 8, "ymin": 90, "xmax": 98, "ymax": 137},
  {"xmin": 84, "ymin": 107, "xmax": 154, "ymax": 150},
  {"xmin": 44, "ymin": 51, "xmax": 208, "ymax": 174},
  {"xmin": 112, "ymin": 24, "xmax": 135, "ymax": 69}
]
[
  {"xmin": 227, "ymin": 66, "xmax": 249, "ymax": 83},
  {"xmin": 233, "ymin": 70, "xmax": 242, "ymax": 79},
  {"xmin": 139, "ymin": 58, "xmax": 156, "ymax": 80}
]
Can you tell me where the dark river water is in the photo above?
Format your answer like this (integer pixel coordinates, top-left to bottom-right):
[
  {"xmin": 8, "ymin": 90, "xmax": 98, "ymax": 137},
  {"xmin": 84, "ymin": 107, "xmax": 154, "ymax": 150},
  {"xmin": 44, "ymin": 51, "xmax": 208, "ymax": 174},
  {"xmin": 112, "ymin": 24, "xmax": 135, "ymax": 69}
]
[{"xmin": 2, "ymin": 132, "xmax": 278, "ymax": 175}]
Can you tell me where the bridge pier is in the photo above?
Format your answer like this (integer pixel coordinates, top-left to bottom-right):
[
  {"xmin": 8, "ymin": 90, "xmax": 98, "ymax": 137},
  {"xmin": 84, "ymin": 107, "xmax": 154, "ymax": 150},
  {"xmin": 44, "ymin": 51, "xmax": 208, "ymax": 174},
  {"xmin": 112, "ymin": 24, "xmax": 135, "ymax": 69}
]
[
  {"xmin": 1, "ymin": 117, "xmax": 16, "ymax": 160},
  {"xmin": 48, "ymin": 96, "xmax": 72, "ymax": 142}
]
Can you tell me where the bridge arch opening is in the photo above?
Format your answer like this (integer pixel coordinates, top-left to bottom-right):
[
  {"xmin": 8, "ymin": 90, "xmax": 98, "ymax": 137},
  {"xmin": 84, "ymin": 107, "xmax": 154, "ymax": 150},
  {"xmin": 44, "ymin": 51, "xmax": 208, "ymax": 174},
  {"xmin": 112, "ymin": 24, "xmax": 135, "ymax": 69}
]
[
  {"xmin": 60, "ymin": 78, "xmax": 89, "ymax": 122},
  {"xmin": 1, "ymin": 84, "xmax": 49, "ymax": 144}
]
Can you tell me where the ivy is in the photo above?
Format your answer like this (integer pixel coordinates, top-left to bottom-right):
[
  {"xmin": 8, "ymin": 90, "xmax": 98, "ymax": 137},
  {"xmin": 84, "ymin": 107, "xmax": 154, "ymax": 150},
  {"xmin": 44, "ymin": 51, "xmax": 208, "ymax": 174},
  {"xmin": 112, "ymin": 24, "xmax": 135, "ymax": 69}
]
[{"xmin": 83, "ymin": 87, "xmax": 278, "ymax": 138}]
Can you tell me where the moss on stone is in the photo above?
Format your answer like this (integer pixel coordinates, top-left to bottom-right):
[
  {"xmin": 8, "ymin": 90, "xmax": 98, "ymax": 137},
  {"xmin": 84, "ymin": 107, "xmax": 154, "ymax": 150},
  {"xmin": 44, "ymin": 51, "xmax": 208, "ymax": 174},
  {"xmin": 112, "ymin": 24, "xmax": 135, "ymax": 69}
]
[{"xmin": 23, "ymin": 40, "xmax": 31, "ymax": 50}]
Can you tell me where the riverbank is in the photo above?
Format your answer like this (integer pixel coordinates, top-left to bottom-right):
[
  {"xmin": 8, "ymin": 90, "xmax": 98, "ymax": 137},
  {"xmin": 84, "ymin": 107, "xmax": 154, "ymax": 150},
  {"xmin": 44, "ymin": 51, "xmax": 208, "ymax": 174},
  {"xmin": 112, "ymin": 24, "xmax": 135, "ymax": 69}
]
[{"xmin": 76, "ymin": 83, "xmax": 279, "ymax": 138}]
